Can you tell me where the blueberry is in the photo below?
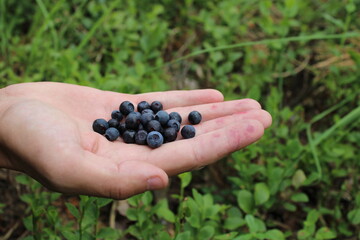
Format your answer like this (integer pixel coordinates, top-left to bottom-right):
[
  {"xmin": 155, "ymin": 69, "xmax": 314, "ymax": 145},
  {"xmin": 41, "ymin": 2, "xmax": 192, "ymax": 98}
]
[
  {"xmin": 138, "ymin": 123, "xmax": 145, "ymax": 131},
  {"xmin": 137, "ymin": 101, "xmax": 151, "ymax": 113},
  {"xmin": 141, "ymin": 109, "xmax": 154, "ymax": 115},
  {"xmin": 111, "ymin": 110, "xmax": 123, "ymax": 121},
  {"xmin": 151, "ymin": 101, "xmax": 163, "ymax": 113},
  {"xmin": 145, "ymin": 120, "xmax": 163, "ymax": 133},
  {"xmin": 125, "ymin": 112, "xmax": 141, "ymax": 130},
  {"xmin": 119, "ymin": 101, "xmax": 135, "ymax": 116},
  {"xmin": 155, "ymin": 110, "xmax": 170, "ymax": 126},
  {"xmin": 118, "ymin": 122, "xmax": 127, "ymax": 136},
  {"xmin": 164, "ymin": 127, "xmax": 177, "ymax": 142},
  {"xmin": 147, "ymin": 131, "xmax": 164, "ymax": 148},
  {"xmin": 169, "ymin": 112, "xmax": 182, "ymax": 124},
  {"xmin": 92, "ymin": 119, "xmax": 109, "ymax": 134},
  {"xmin": 181, "ymin": 125, "xmax": 196, "ymax": 139},
  {"xmin": 108, "ymin": 118, "xmax": 120, "ymax": 128},
  {"xmin": 135, "ymin": 130, "xmax": 148, "ymax": 145},
  {"xmin": 123, "ymin": 130, "xmax": 136, "ymax": 143},
  {"xmin": 166, "ymin": 119, "xmax": 180, "ymax": 132},
  {"xmin": 104, "ymin": 127, "xmax": 120, "ymax": 141},
  {"xmin": 188, "ymin": 111, "xmax": 202, "ymax": 125},
  {"xmin": 140, "ymin": 112, "xmax": 155, "ymax": 126}
]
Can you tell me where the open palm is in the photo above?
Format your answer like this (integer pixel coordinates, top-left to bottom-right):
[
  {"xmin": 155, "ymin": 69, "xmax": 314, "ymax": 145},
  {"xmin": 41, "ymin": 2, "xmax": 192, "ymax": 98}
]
[{"xmin": 0, "ymin": 82, "xmax": 272, "ymax": 199}]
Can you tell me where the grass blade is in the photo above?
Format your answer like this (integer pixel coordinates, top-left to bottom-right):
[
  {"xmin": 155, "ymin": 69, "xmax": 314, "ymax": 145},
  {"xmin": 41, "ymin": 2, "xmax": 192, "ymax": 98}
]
[
  {"xmin": 313, "ymin": 106, "xmax": 360, "ymax": 146},
  {"xmin": 306, "ymin": 125, "xmax": 322, "ymax": 179}
]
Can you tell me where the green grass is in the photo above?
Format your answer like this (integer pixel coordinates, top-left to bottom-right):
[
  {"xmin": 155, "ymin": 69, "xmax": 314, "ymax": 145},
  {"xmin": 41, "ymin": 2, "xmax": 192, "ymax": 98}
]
[{"xmin": 1, "ymin": 0, "xmax": 359, "ymax": 239}]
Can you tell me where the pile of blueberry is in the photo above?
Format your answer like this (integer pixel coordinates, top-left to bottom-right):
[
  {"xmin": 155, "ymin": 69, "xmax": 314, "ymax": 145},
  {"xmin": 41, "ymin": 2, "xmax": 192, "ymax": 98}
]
[{"xmin": 92, "ymin": 100, "xmax": 202, "ymax": 148}]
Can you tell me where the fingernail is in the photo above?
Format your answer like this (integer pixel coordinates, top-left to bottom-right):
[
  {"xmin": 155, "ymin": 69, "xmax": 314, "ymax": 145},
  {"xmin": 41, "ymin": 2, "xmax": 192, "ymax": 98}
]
[{"xmin": 147, "ymin": 177, "xmax": 164, "ymax": 190}]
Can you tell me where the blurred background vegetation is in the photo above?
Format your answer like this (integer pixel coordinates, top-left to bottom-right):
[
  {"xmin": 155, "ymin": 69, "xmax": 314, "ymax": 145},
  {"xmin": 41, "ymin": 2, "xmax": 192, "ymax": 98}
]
[{"xmin": 0, "ymin": 0, "xmax": 359, "ymax": 239}]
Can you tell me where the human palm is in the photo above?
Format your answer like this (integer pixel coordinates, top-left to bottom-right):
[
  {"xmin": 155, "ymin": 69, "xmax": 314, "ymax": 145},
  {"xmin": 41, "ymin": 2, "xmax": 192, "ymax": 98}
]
[{"xmin": 0, "ymin": 82, "xmax": 271, "ymax": 199}]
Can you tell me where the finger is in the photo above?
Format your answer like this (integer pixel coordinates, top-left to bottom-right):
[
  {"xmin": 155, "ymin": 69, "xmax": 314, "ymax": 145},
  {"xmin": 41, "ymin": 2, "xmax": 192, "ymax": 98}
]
[
  {"xmin": 195, "ymin": 109, "xmax": 272, "ymax": 135},
  {"xmin": 167, "ymin": 99, "xmax": 262, "ymax": 124},
  {"xmin": 133, "ymin": 89, "xmax": 224, "ymax": 109},
  {"xmin": 48, "ymin": 153, "xmax": 169, "ymax": 199},
  {"xmin": 147, "ymin": 119, "xmax": 265, "ymax": 175}
]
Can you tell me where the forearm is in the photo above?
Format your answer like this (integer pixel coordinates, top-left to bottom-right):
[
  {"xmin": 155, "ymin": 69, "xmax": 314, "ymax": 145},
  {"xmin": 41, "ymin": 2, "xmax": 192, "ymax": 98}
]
[{"xmin": 0, "ymin": 86, "xmax": 18, "ymax": 169}]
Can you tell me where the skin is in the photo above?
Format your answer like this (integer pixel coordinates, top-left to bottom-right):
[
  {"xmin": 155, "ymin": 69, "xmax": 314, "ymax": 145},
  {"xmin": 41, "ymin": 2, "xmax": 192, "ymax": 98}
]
[{"xmin": 0, "ymin": 82, "xmax": 272, "ymax": 199}]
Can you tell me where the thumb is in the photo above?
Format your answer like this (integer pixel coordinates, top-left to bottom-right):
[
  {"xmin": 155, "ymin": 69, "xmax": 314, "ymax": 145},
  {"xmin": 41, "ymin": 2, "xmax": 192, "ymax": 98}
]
[{"xmin": 48, "ymin": 154, "xmax": 169, "ymax": 200}]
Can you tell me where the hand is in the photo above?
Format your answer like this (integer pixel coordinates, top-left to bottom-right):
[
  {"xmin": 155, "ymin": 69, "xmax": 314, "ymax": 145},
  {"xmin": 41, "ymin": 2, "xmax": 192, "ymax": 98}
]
[{"xmin": 0, "ymin": 82, "xmax": 272, "ymax": 199}]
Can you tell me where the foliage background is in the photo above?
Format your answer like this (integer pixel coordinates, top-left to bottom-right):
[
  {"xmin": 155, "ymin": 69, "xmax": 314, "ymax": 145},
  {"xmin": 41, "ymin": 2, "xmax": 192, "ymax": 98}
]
[{"xmin": 0, "ymin": 0, "xmax": 359, "ymax": 239}]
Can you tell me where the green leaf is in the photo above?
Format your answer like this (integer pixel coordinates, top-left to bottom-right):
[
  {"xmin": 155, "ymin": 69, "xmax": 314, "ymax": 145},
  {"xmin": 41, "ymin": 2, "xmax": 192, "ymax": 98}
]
[
  {"xmin": 62, "ymin": 230, "xmax": 79, "ymax": 240},
  {"xmin": 65, "ymin": 203, "xmax": 80, "ymax": 219},
  {"xmin": 245, "ymin": 214, "xmax": 266, "ymax": 233},
  {"xmin": 96, "ymin": 227, "xmax": 121, "ymax": 239},
  {"xmin": 297, "ymin": 230, "xmax": 312, "ymax": 240},
  {"xmin": 291, "ymin": 193, "xmax": 309, "ymax": 203},
  {"xmin": 20, "ymin": 194, "xmax": 33, "ymax": 204},
  {"xmin": 187, "ymin": 210, "xmax": 201, "ymax": 228},
  {"xmin": 214, "ymin": 232, "xmax": 239, "ymax": 240},
  {"xmin": 179, "ymin": 172, "xmax": 192, "ymax": 189},
  {"xmin": 237, "ymin": 190, "xmax": 254, "ymax": 214},
  {"xmin": 192, "ymin": 188, "xmax": 203, "ymax": 206},
  {"xmin": 346, "ymin": 3, "xmax": 356, "ymax": 13},
  {"xmin": 224, "ymin": 217, "xmax": 246, "ymax": 230},
  {"xmin": 23, "ymin": 215, "xmax": 33, "ymax": 231},
  {"xmin": 347, "ymin": 209, "xmax": 360, "ymax": 225},
  {"xmin": 233, "ymin": 233, "xmax": 253, "ymax": 240},
  {"xmin": 126, "ymin": 208, "xmax": 137, "ymax": 221},
  {"xmin": 224, "ymin": 207, "xmax": 245, "ymax": 230},
  {"xmin": 15, "ymin": 174, "xmax": 32, "ymax": 185},
  {"xmin": 141, "ymin": 191, "xmax": 153, "ymax": 206},
  {"xmin": 158, "ymin": 231, "xmax": 172, "ymax": 240},
  {"xmin": 22, "ymin": 237, "xmax": 34, "ymax": 240},
  {"xmin": 315, "ymin": 227, "xmax": 337, "ymax": 239},
  {"xmin": 284, "ymin": 202, "xmax": 297, "ymax": 212},
  {"xmin": 155, "ymin": 199, "xmax": 175, "ymax": 223},
  {"xmin": 254, "ymin": 182, "xmax": 270, "ymax": 205},
  {"xmin": 198, "ymin": 225, "xmax": 215, "ymax": 240},
  {"xmin": 96, "ymin": 197, "xmax": 113, "ymax": 208},
  {"xmin": 175, "ymin": 231, "xmax": 191, "ymax": 240},
  {"xmin": 128, "ymin": 194, "xmax": 141, "ymax": 207},
  {"xmin": 265, "ymin": 229, "xmax": 285, "ymax": 240},
  {"xmin": 307, "ymin": 210, "xmax": 320, "ymax": 224},
  {"xmin": 292, "ymin": 169, "xmax": 307, "ymax": 188}
]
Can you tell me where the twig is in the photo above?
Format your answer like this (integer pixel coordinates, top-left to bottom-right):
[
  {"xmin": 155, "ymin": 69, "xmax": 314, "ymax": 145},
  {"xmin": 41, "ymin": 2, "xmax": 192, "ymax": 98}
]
[
  {"xmin": 312, "ymin": 53, "xmax": 351, "ymax": 69},
  {"xmin": 272, "ymin": 55, "xmax": 311, "ymax": 78},
  {"xmin": 0, "ymin": 220, "xmax": 20, "ymax": 240}
]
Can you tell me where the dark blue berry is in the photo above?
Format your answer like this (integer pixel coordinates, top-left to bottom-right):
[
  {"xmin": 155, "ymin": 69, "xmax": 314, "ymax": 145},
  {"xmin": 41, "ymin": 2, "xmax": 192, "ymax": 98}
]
[
  {"xmin": 111, "ymin": 110, "xmax": 123, "ymax": 121},
  {"xmin": 188, "ymin": 111, "xmax": 202, "ymax": 125},
  {"xmin": 147, "ymin": 131, "xmax": 164, "ymax": 148},
  {"xmin": 181, "ymin": 125, "xmax": 196, "ymax": 139},
  {"xmin": 92, "ymin": 119, "xmax": 109, "ymax": 134},
  {"xmin": 135, "ymin": 130, "xmax": 148, "ymax": 145},
  {"xmin": 151, "ymin": 101, "xmax": 163, "ymax": 113},
  {"xmin": 125, "ymin": 112, "xmax": 141, "ymax": 130},
  {"xmin": 118, "ymin": 122, "xmax": 126, "ymax": 136},
  {"xmin": 123, "ymin": 130, "xmax": 136, "ymax": 143},
  {"xmin": 137, "ymin": 101, "xmax": 151, "ymax": 113},
  {"xmin": 138, "ymin": 123, "xmax": 145, "ymax": 131},
  {"xmin": 169, "ymin": 112, "xmax": 182, "ymax": 124},
  {"xmin": 105, "ymin": 127, "xmax": 120, "ymax": 141},
  {"xmin": 145, "ymin": 120, "xmax": 163, "ymax": 133},
  {"xmin": 164, "ymin": 127, "xmax": 177, "ymax": 142},
  {"xmin": 119, "ymin": 101, "xmax": 135, "ymax": 116},
  {"xmin": 167, "ymin": 119, "xmax": 180, "ymax": 132},
  {"xmin": 108, "ymin": 119, "xmax": 120, "ymax": 128},
  {"xmin": 140, "ymin": 112, "xmax": 155, "ymax": 126},
  {"xmin": 155, "ymin": 110, "xmax": 170, "ymax": 126},
  {"xmin": 141, "ymin": 109, "xmax": 154, "ymax": 115}
]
